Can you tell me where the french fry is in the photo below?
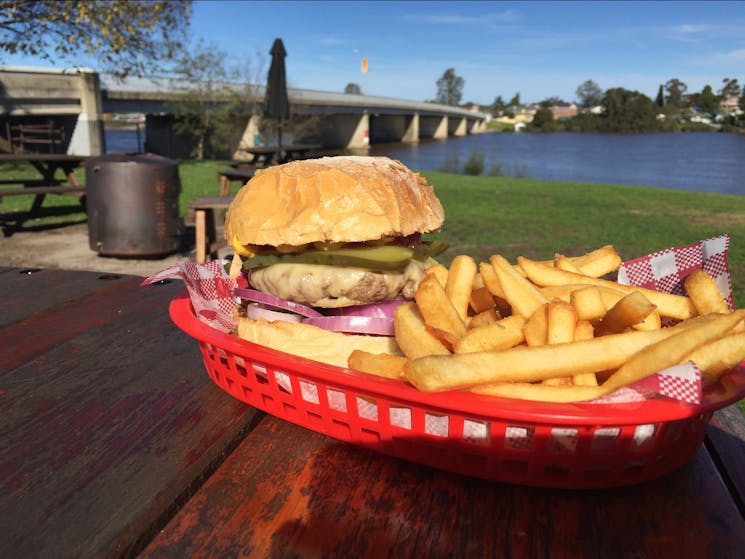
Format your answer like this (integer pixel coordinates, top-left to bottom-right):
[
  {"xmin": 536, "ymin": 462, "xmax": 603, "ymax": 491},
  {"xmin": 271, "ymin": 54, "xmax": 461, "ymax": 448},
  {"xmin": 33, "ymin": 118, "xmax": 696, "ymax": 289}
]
[
  {"xmin": 633, "ymin": 309, "xmax": 662, "ymax": 331},
  {"xmin": 519, "ymin": 257, "xmax": 696, "ymax": 320},
  {"xmin": 468, "ymin": 308, "xmax": 500, "ymax": 329},
  {"xmin": 393, "ymin": 302, "xmax": 450, "ymax": 359},
  {"xmin": 570, "ymin": 245, "xmax": 622, "ymax": 277},
  {"xmin": 414, "ymin": 274, "xmax": 466, "ymax": 348},
  {"xmin": 570, "ymin": 286, "xmax": 607, "ymax": 321},
  {"xmin": 469, "ymin": 285, "xmax": 496, "ymax": 314},
  {"xmin": 684, "ymin": 269, "xmax": 730, "ymax": 315},
  {"xmin": 542, "ymin": 301, "xmax": 577, "ymax": 385},
  {"xmin": 572, "ymin": 320, "xmax": 598, "ymax": 386},
  {"xmin": 454, "ymin": 315, "xmax": 525, "ymax": 354},
  {"xmin": 471, "ymin": 382, "xmax": 604, "ymax": 403},
  {"xmin": 445, "ymin": 255, "xmax": 477, "ymax": 322},
  {"xmin": 405, "ymin": 327, "xmax": 678, "ymax": 392},
  {"xmin": 547, "ymin": 300, "xmax": 577, "ymax": 345},
  {"xmin": 554, "ymin": 254, "xmax": 583, "ymax": 274},
  {"xmin": 600, "ymin": 311, "xmax": 745, "ymax": 395},
  {"xmin": 541, "ymin": 283, "xmax": 627, "ymax": 308},
  {"xmin": 523, "ymin": 303, "xmax": 548, "ymax": 347},
  {"xmin": 348, "ymin": 350, "xmax": 407, "ymax": 380},
  {"xmin": 594, "ymin": 291, "xmax": 657, "ymax": 336},
  {"xmin": 683, "ymin": 331, "xmax": 745, "ymax": 386},
  {"xmin": 425, "ymin": 263, "xmax": 449, "ymax": 287},
  {"xmin": 490, "ymin": 255, "xmax": 549, "ymax": 319},
  {"xmin": 479, "ymin": 261, "xmax": 506, "ymax": 299}
]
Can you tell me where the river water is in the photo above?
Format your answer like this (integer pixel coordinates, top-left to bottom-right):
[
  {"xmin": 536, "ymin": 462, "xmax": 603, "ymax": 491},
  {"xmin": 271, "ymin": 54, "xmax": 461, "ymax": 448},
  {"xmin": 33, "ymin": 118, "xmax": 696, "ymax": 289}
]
[{"xmin": 105, "ymin": 129, "xmax": 745, "ymax": 195}]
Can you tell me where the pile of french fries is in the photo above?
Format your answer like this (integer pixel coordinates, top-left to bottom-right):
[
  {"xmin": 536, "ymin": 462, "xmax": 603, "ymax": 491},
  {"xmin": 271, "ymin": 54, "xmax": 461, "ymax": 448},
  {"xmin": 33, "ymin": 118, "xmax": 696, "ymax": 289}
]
[{"xmin": 348, "ymin": 245, "xmax": 745, "ymax": 403}]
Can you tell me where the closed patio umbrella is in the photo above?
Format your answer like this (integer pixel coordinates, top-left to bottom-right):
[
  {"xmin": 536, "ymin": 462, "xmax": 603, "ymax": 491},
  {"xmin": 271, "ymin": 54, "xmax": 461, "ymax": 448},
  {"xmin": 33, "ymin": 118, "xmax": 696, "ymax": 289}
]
[{"xmin": 265, "ymin": 38, "xmax": 290, "ymax": 158}]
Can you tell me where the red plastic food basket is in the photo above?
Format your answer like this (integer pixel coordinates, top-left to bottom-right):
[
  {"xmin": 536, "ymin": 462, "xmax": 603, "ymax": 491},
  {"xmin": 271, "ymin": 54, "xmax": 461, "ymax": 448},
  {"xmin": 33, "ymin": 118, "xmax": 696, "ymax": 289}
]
[{"xmin": 170, "ymin": 292, "xmax": 745, "ymax": 489}]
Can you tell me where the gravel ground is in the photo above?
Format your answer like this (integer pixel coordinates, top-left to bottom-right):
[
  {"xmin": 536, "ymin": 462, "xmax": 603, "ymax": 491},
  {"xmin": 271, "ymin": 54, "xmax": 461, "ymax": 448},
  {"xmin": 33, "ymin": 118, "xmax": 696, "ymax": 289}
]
[{"xmin": 0, "ymin": 221, "xmax": 231, "ymax": 278}]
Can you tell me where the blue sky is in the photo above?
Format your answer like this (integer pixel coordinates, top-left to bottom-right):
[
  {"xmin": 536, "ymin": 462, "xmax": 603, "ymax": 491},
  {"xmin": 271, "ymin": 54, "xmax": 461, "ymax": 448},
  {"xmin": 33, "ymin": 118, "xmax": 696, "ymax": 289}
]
[{"xmin": 4, "ymin": 1, "xmax": 745, "ymax": 105}]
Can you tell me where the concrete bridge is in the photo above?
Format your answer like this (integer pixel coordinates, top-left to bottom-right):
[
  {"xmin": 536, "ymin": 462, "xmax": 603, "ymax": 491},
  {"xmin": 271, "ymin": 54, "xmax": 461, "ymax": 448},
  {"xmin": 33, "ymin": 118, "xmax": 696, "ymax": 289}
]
[{"xmin": 0, "ymin": 66, "xmax": 488, "ymax": 158}]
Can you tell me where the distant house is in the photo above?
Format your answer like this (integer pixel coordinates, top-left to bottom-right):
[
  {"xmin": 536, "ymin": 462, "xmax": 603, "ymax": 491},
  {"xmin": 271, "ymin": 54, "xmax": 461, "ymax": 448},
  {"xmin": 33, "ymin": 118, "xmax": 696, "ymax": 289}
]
[
  {"xmin": 461, "ymin": 103, "xmax": 482, "ymax": 112},
  {"xmin": 551, "ymin": 102, "xmax": 578, "ymax": 119},
  {"xmin": 720, "ymin": 95, "xmax": 742, "ymax": 114}
]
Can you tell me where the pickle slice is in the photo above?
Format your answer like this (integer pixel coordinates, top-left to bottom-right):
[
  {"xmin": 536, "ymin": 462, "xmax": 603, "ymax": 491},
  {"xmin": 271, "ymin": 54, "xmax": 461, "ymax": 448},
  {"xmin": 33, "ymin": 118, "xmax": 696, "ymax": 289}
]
[{"xmin": 243, "ymin": 244, "xmax": 415, "ymax": 271}]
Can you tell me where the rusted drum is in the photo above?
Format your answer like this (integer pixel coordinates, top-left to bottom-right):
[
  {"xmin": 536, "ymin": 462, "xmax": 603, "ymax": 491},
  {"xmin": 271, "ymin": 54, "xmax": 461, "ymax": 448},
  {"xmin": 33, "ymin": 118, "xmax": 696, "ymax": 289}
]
[{"xmin": 86, "ymin": 153, "xmax": 182, "ymax": 257}]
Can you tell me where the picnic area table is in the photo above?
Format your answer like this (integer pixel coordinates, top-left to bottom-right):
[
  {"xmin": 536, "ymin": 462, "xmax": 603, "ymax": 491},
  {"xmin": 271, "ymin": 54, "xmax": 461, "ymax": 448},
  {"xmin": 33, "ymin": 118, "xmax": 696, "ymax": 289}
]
[
  {"xmin": 236, "ymin": 143, "xmax": 323, "ymax": 166},
  {"xmin": 0, "ymin": 153, "xmax": 87, "ymax": 216},
  {"xmin": 1, "ymin": 266, "xmax": 744, "ymax": 558}
]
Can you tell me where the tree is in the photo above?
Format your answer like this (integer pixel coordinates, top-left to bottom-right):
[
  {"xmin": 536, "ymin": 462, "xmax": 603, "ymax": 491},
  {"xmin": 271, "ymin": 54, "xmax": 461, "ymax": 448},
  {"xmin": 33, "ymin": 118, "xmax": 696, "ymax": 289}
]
[
  {"xmin": 600, "ymin": 88, "xmax": 657, "ymax": 132},
  {"xmin": 720, "ymin": 77, "xmax": 740, "ymax": 99},
  {"xmin": 655, "ymin": 85, "xmax": 665, "ymax": 107},
  {"xmin": 508, "ymin": 92, "xmax": 521, "ymax": 109},
  {"xmin": 167, "ymin": 40, "xmax": 262, "ymax": 159},
  {"xmin": 490, "ymin": 95, "xmax": 505, "ymax": 115},
  {"xmin": 698, "ymin": 85, "xmax": 718, "ymax": 114},
  {"xmin": 541, "ymin": 96, "xmax": 564, "ymax": 107},
  {"xmin": 435, "ymin": 68, "xmax": 464, "ymax": 105},
  {"xmin": 531, "ymin": 106, "xmax": 554, "ymax": 128},
  {"xmin": 575, "ymin": 79, "xmax": 603, "ymax": 108},
  {"xmin": 0, "ymin": 0, "xmax": 191, "ymax": 78},
  {"xmin": 344, "ymin": 83, "xmax": 361, "ymax": 94},
  {"xmin": 664, "ymin": 78, "xmax": 688, "ymax": 108}
]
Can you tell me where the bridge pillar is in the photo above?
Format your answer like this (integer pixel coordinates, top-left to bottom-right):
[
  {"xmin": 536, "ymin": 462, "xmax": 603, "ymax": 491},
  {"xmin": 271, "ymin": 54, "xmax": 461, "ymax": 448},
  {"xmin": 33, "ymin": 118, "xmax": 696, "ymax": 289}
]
[
  {"xmin": 450, "ymin": 117, "xmax": 467, "ymax": 137},
  {"xmin": 433, "ymin": 116, "xmax": 448, "ymax": 139},
  {"xmin": 348, "ymin": 112, "xmax": 369, "ymax": 148},
  {"xmin": 469, "ymin": 119, "xmax": 486, "ymax": 134},
  {"xmin": 317, "ymin": 113, "xmax": 369, "ymax": 149},
  {"xmin": 401, "ymin": 113, "xmax": 419, "ymax": 143},
  {"xmin": 233, "ymin": 115, "xmax": 262, "ymax": 160},
  {"xmin": 68, "ymin": 69, "xmax": 105, "ymax": 156}
]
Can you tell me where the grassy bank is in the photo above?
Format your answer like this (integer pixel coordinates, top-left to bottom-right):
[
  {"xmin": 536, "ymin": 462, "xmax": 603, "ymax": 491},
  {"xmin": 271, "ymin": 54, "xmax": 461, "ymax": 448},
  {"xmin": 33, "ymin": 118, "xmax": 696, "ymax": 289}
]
[{"xmin": 2, "ymin": 159, "xmax": 744, "ymax": 307}]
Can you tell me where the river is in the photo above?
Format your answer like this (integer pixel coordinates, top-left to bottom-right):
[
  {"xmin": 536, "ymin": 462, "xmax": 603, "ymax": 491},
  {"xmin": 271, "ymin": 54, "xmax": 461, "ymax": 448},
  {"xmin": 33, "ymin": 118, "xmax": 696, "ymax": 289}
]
[{"xmin": 105, "ymin": 129, "xmax": 745, "ymax": 196}]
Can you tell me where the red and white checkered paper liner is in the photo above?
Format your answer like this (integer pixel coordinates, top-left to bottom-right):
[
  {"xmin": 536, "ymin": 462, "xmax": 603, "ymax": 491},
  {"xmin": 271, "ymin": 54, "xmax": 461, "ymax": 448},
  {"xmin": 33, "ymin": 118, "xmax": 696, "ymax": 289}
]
[
  {"xmin": 142, "ymin": 260, "xmax": 241, "ymax": 333},
  {"xmin": 143, "ymin": 235, "xmax": 734, "ymax": 407}
]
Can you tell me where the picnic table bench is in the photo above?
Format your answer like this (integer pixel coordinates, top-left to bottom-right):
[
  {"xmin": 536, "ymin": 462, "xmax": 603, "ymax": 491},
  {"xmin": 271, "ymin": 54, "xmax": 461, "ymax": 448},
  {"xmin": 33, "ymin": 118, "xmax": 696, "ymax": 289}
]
[
  {"xmin": 216, "ymin": 168, "xmax": 255, "ymax": 196},
  {"xmin": 187, "ymin": 195, "xmax": 234, "ymax": 263},
  {"xmin": 0, "ymin": 153, "xmax": 87, "ymax": 217}
]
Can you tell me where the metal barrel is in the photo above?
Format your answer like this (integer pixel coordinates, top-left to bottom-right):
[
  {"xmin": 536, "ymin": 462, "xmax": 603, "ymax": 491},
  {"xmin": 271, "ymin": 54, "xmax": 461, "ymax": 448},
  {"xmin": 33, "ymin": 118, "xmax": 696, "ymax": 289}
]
[{"xmin": 86, "ymin": 153, "xmax": 182, "ymax": 257}]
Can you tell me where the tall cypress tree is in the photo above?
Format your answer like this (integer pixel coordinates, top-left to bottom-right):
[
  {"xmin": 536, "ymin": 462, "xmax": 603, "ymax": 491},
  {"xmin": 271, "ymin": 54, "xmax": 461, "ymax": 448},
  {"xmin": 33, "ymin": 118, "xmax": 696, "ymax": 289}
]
[{"xmin": 655, "ymin": 85, "xmax": 665, "ymax": 107}]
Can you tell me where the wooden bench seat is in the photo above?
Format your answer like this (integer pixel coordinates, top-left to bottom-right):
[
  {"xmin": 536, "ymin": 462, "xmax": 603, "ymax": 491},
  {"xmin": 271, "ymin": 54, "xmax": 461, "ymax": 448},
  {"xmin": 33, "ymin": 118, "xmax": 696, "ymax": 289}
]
[
  {"xmin": 0, "ymin": 185, "xmax": 86, "ymax": 201},
  {"xmin": 217, "ymin": 169, "xmax": 255, "ymax": 196},
  {"xmin": 186, "ymin": 196, "xmax": 235, "ymax": 264}
]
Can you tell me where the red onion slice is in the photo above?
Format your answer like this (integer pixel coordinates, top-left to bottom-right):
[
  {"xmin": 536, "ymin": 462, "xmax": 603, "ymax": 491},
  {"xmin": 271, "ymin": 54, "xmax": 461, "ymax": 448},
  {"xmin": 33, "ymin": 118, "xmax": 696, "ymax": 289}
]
[
  {"xmin": 303, "ymin": 315, "xmax": 394, "ymax": 336},
  {"xmin": 234, "ymin": 287, "xmax": 323, "ymax": 318},
  {"xmin": 245, "ymin": 304, "xmax": 303, "ymax": 323}
]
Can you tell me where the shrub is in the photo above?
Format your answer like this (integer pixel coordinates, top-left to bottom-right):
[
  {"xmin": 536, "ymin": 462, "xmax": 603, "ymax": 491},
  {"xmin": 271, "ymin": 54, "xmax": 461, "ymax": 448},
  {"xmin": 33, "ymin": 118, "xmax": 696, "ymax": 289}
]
[{"xmin": 462, "ymin": 150, "xmax": 485, "ymax": 176}]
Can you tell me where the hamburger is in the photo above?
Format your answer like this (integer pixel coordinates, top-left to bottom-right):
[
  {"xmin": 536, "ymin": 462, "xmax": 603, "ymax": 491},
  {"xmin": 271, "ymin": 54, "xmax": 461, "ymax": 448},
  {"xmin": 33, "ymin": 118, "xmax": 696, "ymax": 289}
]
[{"xmin": 224, "ymin": 155, "xmax": 446, "ymax": 367}]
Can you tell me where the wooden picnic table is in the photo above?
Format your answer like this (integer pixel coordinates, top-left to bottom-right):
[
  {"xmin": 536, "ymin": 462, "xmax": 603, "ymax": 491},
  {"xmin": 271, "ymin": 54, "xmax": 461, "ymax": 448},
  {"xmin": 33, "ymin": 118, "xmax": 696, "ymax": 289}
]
[
  {"xmin": 0, "ymin": 153, "xmax": 88, "ymax": 216},
  {"xmin": 1, "ymin": 266, "xmax": 744, "ymax": 558},
  {"xmin": 235, "ymin": 143, "xmax": 323, "ymax": 166}
]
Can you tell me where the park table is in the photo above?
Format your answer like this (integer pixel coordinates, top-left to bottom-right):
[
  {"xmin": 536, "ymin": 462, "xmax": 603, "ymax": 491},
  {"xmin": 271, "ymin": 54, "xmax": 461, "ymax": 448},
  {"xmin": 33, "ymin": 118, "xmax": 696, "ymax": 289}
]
[
  {"xmin": 0, "ymin": 153, "xmax": 87, "ymax": 217},
  {"xmin": 236, "ymin": 143, "xmax": 323, "ymax": 166},
  {"xmin": 1, "ymin": 266, "xmax": 744, "ymax": 558}
]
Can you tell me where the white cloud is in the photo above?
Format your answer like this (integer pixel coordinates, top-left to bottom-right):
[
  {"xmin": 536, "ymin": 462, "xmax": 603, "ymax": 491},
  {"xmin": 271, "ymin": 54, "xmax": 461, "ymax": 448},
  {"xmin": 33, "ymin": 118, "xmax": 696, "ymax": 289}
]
[
  {"xmin": 709, "ymin": 48, "xmax": 745, "ymax": 65},
  {"xmin": 403, "ymin": 10, "xmax": 521, "ymax": 26}
]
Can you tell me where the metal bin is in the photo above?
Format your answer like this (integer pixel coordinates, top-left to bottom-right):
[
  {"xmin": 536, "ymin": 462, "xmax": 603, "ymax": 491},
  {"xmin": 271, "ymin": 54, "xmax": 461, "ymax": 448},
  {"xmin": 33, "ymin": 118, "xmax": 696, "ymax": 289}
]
[{"xmin": 86, "ymin": 153, "xmax": 182, "ymax": 257}]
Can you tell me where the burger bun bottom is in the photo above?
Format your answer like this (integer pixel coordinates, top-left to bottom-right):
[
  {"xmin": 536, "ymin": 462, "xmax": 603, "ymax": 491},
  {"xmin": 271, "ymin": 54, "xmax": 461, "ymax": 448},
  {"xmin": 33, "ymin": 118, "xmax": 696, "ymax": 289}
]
[{"xmin": 234, "ymin": 316, "xmax": 402, "ymax": 369}]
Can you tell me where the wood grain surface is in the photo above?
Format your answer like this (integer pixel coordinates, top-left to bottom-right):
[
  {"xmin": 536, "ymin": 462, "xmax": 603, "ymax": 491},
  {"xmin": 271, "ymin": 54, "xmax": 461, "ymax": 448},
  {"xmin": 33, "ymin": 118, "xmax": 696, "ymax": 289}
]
[
  {"xmin": 141, "ymin": 414, "xmax": 745, "ymax": 559},
  {"xmin": 0, "ymin": 272, "xmax": 262, "ymax": 558}
]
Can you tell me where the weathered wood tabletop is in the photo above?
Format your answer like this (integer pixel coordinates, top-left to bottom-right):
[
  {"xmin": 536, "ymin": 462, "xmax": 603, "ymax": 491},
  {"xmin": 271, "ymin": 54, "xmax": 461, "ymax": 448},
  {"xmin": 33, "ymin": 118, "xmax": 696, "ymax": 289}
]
[{"xmin": 1, "ymin": 267, "xmax": 744, "ymax": 558}]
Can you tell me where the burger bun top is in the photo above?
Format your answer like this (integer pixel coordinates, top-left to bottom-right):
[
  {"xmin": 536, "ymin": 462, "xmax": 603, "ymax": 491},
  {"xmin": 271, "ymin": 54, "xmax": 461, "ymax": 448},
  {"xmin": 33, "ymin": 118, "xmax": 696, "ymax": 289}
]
[{"xmin": 224, "ymin": 156, "xmax": 445, "ymax": 247}]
